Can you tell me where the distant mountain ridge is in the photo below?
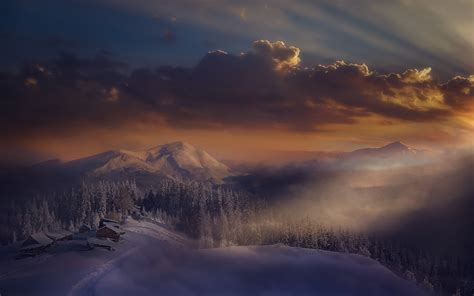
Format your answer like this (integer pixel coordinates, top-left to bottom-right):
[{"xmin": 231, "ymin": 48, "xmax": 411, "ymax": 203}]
[
  {"xmin": 347, "ymin": 141, "xmax": 419, "ymax": 159},
  {"xmin": 320, "ymin": 141, "xmax": 426, "ymax": 170},
  {"xmin": 223, "ymin": 141, "xmax": 423, "ymax": 169}
]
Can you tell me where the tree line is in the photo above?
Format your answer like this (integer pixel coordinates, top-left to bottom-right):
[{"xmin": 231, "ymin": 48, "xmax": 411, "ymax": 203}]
[
  {"xmin": 141, "ymin": 180, "xmax": 473, "ymax": 296},
  {"xmin": 0, "ymin": 180, "xmax": 139, "ymax": 243}
]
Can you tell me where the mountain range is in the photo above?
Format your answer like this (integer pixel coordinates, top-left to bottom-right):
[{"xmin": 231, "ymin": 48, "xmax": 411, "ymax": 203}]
[
  {"xmin": 64, "ymin": 141, "xmax": 232, "ymax": 183},
  {"xmin": 0, "ymin": 141, "xmax": 426, "ymax": 197}
]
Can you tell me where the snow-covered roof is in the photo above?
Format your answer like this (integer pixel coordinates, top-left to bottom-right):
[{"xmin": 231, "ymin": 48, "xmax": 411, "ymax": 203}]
[
  {"xmin": 101, "ymin": 218, "xmax": 119, "ymax": 224},
  {"xmin": 45, "ymin": 230, "xmax": 72, "ymax": 241},
  {"xmin": 45, "ymin": 232, "xmax": 64, "ymax": 241},
  {"xmin": 98, "ymin": 225, "xmax": 121, "ymax": 234},
  {"xmin": 103, "ymin": 221, "xmax": 121, "ymax": 228},
  {"xmin": 24, "ymin": 232, "xmax": 54, "ymax": 247},
  {"xmin": 103, "ymin": 222, "xmax": 126, "ymax": 234}
]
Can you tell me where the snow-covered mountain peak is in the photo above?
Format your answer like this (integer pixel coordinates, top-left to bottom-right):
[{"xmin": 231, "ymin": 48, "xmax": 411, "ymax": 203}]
[
  {"xmin": 145, "ymin": 141, "xmax": 200, "ymax": 163},
  {"xmin": 379, "ymin": 141, "xmax": 411, "ymax": 152},
  {"xmin": 92, "ymin": 141, "xmax": 232, "ymax": 183},
  {"xmin": 162, "ymin": 141, "xmax": 194, "ymax": 151}
]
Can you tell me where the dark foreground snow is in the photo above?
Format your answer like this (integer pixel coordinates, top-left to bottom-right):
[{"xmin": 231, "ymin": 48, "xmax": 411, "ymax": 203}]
[{"xmin": 0, "ymin": 220, "xmax": 426, "ymax": 296}]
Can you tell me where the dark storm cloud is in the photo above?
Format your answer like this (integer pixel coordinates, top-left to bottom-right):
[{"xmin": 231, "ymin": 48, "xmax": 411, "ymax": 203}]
[
  {"xmin": 0, "ymin": 40, "xmax": 472, "ymax": 137},
  {"xmin": 0, "ymin": 52, "xmax": 138, "ymax": 136}
]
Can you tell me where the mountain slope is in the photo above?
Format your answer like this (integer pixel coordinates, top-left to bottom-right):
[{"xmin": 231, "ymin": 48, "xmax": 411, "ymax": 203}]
[
  {"xmin": 90, "ymin": 141, "xmax": 232, "ymax": 183},
  {"xmin": 0, "ymin": 142, "xmax": 233, "ymax": 198}
]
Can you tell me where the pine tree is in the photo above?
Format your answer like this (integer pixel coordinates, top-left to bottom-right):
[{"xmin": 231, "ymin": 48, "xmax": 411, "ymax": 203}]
[{"xmin": 421, "ymin": 277, "xmax": 434, "ymax": 292}]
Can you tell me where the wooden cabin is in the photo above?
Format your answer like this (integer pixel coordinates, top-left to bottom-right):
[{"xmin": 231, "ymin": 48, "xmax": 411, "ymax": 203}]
[
  {"xmin": 102, "ymin": 221, "xmax": 125, "ymax": 234},
  {"xmin": 99, "ymin": 217, "xmax": 125, "ymax": 234},
  {"xmin": 96, "ymin": 225, "xmax": 121, "ymax": 241},
  {"xmin": 45, "ymin": 230, "xmax": 73, "ymax": 241},
  {"xmin": 20, "ymin": 232, "xmax": 54, "ymax": 256},
  {"xmin": 22, "ymin": 232, "xmax": 54, "ymax": 247}
]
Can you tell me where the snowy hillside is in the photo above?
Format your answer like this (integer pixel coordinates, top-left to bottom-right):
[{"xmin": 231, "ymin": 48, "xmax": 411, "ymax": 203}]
[{"xmin": 0, "ymin": 219, "xmax": 426, "ymax": 296}]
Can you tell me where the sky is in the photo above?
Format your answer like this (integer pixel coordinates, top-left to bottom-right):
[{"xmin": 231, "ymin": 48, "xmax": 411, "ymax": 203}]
[{"xmin": 0, "ymin": 0, "xmax": 473, "ymax": 164}]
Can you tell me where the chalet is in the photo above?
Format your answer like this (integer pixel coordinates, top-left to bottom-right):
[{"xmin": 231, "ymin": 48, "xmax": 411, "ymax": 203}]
[
  {"xmin": 87, "ymin": 237, "xmax": 115, "ymax": 251},
  {"xmin": 103, "ymin": 221, "xmax": 125, "ymax": 234},
  {"xmin": 100, "ymin": 217, "xmax": 125, "ymax": 234},
  {"xmin": 20, "ymin": 232, "xmax": 54, "ymax": 256},
  {"xmin": 96, "ymin": 225, "xmax": 121, "ymax": 241},
  {"xmin": 45, "ymin": 230, "xmax": 73, "ymax": 241},
  {"xmin": 79, "ymin": 224, "xmax": 92, "ymax": 233}
]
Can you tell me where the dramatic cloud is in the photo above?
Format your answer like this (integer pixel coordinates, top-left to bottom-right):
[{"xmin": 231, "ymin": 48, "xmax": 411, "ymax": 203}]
[
  {"xmin": 0, "ymin": 52, "xmax": 136, "ymax": 137},
  {"xmin": 0, "ymin": 40, "xmax": 472, "ymax": 140},
  {"xmin": 252, "ymin": 40, "xmax": 301, "ymax": 70}
]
